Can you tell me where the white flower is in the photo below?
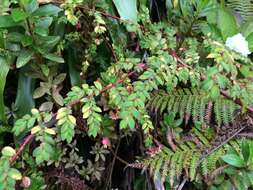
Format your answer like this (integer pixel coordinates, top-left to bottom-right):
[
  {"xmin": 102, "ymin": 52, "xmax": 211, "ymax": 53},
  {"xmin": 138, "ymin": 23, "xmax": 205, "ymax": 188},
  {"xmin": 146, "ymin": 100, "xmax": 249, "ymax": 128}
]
[{"xmin": 225, "ymin": 33, "xmax": 251, "ymax": 57}]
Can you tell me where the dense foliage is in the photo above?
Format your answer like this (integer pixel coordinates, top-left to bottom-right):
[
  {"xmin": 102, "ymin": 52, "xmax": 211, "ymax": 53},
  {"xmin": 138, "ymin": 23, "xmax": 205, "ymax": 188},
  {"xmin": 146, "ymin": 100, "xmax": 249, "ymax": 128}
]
[{"xmin": 1, "ymin": 0, "xmax": 253, "ymax": 189}]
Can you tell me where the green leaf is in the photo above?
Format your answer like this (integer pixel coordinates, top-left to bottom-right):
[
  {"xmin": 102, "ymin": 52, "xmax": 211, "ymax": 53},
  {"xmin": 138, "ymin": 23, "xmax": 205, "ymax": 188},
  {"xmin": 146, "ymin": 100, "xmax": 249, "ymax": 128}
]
[
  {"xmin": 217, "ymin": 7, "xmax": 238, "ymax": 40},
  {"xmin": 0, "ymin": 57, "xmax": 9, "ymax": 123},
  {"xmin": 222, "ymin": 154, "xmax": 245, "ymax": 168},
  {"xmin": 32, "ymin": 4, "xmax": 62, "ymax": 17},
  {"xmin": 202, "ymin": 78, "xmax": 214, "ymax": 91},
  {"xmin": 120, "ymin": 120, "xmax": 127, "ymax": 129},
  {"xmin": 210, "ymin": 85, "xmax": 220, "ymax": 99},
  {"xmin": 246, "ymin": 32, "xmax": 253, "ymax": 52},
  {"xmin": 44, "ymin": 128, "xmax": 56, "ymax": 135},
  {"xmin": 43, "ymin": 53, "xmax": 64, "ymax": 63},
  {"xmin": 113, "ymin": 0, "xmax": 137, "ymax": 32},
  {"xmin": 15, "ymin": 67, "xmax": 35, "ymax": 117},
  {"xmin": 40, "ymin": 64, "xmax": 49, "ymax": 77},
  {"xmin": 2, "ymin": 146, "xmax": 16, "ymax": 157},
  {"xmin": 11, "ymin": 8, "xmax": 28, "ymax": 22},
  {"xmin": 234, "ymin": 175, "xmax": 246, "ymax": 190},
  {"xmin": 8, "ymin": 168, "xmax": 22, "ymax": 180},
  {"xmin": 239, "ymin": 65, "xmax": 253, "ymax": 78},
  {"xmin": 33, "ymin": 141, "xmax": 54, "ymax": 164},
  {"xmin": 39, "ymin": 101, "xmax": 53, "ymax": 112},
  {"xmin": 0, "ymin": 15, "xmax": 19, "ymax": 28},
  {"xmin": 34, "ymin": 26, "xmax": 48, "ymax": 36},
  {"xmin": 12, "ymin": 118, "xmax": 27, "ymax": 136},
  {"xmin": 21, "ymin": 35, "xmax": 33, "ymax": 47},
  {"xmin": 82, "ymin": 104, "xmax": 91, "ymax": 119},
  {"xmin": 33, "ymin": 86, "xmax": 47, "ymax": 99},
  {"xmin": 94, "ymin": 81, "xmax": 102, "ymax": 91},
  {"xmin": 66, "ymin": 46, "xmax": 82, "ymax": 86},
  {"xmin": 53, "ymin": 73, "xmax": 66, "ymax": 85},
  {"xmin": 16, "ymin": 49, "xmax": 34, "ymax": 68},
  {"xmin": 52, "ymin": 90, "xmax": 64, "ymax": 106},
  {"xmin": 60, "ymin": 122, "xmax": 75, "ymax": 143},
  {"xmin": 0, "ymin": 0, "xmax": 10, "ymax": 15},
  {"xmin": 242, "ymin": 140, "xmax": 250, "ymax": 163},
  {"xmin": 35, "ymin": 17, "xmax": 53, "ymax": 28},
  {"xmin": 31, "ymin": 126, "xmax": 41, "ymax": 134},
  {"xmin": 23, "ymin": 0, "xmax": 38, "ymax": 13},
  {"xmin": 38, "ymin": 35, "xmax": 60, "ymax": 50},
  {"xmin": 128, "ymin": 117, "xmax": 135, "ymax": 129},
  {"xmin": 241, "ymin": 21, "xmax": 253, "ymax": 38}
]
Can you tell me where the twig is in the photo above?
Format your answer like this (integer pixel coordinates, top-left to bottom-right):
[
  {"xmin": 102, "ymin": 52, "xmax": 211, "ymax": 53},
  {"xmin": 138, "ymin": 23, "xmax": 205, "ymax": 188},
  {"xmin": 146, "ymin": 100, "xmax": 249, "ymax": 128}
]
[
  {"xmin": 103, "ymin": 36, "xmax": 118, "ymax": 62},
  {"xmin": 166, "ymin": 128, "xmax": 177, "ymax": 151},
  {"xmin": 9, "ymin": 41, "xmax": 253, "ymax": 166},
  {"xmin": 210, "ymin": 164, "xmax": 229, "ymax": 180},
  {"xmin": 10, "ymin": 134, "xmax": 34, "ymax": 163},
  {"xmin": 78, "ymin": 6, "xmax": 145, "ymax": 30},
  {"xmin": 170, "ymin": 51, "xmax": 253, "ymax": 113},
  {"xmin": 177, "ymin": 177, "xmax": 187, "ymax": 190},
  {"xmin": 106, "ymin": 139, "xmax": 121, "ymax": 190},
  {"xmin": 9, "ymin": 69, "xmax": 137, "ymax": 164},
  {"xmin": 220, "ymin": 90, "xmax": 253, "ymax": 113},
  {"xmin": 237, "ymin": 133, "xmax": 253, "ymax": 138},
  {"xmin": 109, "ymin": 147, "xmax": 129, "ymax": 165}
]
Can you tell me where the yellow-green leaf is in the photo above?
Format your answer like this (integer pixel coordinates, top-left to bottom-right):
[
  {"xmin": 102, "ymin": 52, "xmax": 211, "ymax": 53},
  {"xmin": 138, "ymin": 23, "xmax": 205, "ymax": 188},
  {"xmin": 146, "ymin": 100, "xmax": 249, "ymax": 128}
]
[
  {"xmin": 2, "ymin": 146, "xmax": 16, "ymax": 157},
  {"xmin": 8, "ymin": 168, "xmax": 22, "ymax": 180},
  {"xmin": 31, "ymin": 126, "xmax": 41, "ymax": 134},
  {"xmin": 68, "ymin": 115, "xmax": 76, "ymax": 125},
  {"xmin": 44, "ymin": 128, "xmax": 56, "ymax": 135}
]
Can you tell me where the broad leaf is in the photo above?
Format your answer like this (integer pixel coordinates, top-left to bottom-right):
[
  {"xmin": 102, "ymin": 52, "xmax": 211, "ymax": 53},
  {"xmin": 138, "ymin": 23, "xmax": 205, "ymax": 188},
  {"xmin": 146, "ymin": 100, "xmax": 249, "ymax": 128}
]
[
  {"xmin": 15, "ymin": 67, "xmax": 35, "ymax": 117},
  {"xmin": 23, "ymin": 0, "xmax": 38, "ymax": 13},
  {"xmin": 1, "ymin": 146, "xmax": 16, "ymax": 157},
  {"xmin": 8, "ymin": 168, "xmax": 22, "ymax": 180},
  {"xmin": 246, "ymin": 32, "xmax": 253, "ymax": 52},
  {"xmin": 222, "ymin": 154, "xmax": 245, "ymax": 168},
  {"xmin": 34, "ymin": 26, "xmax": 48, "ymax": 36},
  {"xmin": 43, "ymin": 53, "xmax": 64, "ymax": 63},
  {"xmin": 11, "ymin": 8, "xmax": 28, "ymax": 22},
  {"xmin": 0, "ymin": 0, "xmax": 10, "ymax": 15},
  {"xmin": 0, "ymin": 57, "xmax": 9, "ymax": 122},
  {"xmin": 66, "ymin": 47, "xmax": 82, "ymax": 86},
  {"xmin": 217, "ymin": 7, "xmax": 238, "ymax": 40},
  {"xmin": 16, "ymin": 49, "xmax": 34, "ymax": 68},
  {"xmin": 242, "ymin": 140, "xmax": 250, "ymax": 163},
  {"xmin": 241, "ymin": 21, "xmax": 253, "ymax": 38},
  {"xmin": 32, "ymin": 4, "xmax": 62, "ymax": 17},
  {"xmin": 0, "ymin": 15, "xmax": 19, "ymax": 28},
  {"xmin": 113, "ymin": 0, "xmax": 137, "ymax": 32}
]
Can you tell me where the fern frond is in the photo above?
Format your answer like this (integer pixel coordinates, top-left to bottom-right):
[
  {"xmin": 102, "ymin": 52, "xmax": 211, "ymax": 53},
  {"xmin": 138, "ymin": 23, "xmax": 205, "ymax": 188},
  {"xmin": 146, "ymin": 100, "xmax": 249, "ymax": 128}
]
[
  {"xmin": 189, "ymin": 151, "xmax": 200, "ymax": 181},
  {"xmin": 148, "ymin": 88, "xmax": 240, "ymax": 126},
  {"xmin": 227, "ymin": 0, "xmax": 253, "ymax": 22},
  {"xmin": 131, "ymin": 126, "xmax": 253, "ymax": 188}
]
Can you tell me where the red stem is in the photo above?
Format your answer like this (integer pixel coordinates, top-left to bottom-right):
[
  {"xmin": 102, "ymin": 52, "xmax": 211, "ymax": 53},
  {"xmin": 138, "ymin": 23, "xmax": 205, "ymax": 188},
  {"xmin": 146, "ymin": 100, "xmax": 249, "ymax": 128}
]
[
  {"xmin": 9, "ymin": 70, "xmax": 137, "ymax": 163},
  {"xmin": 10, "ymin": 134, "xmax": 34, "ymax": 163},
  {"xmin": 9, "ymin": 51, "xmax": 253, "ymax": 164}
]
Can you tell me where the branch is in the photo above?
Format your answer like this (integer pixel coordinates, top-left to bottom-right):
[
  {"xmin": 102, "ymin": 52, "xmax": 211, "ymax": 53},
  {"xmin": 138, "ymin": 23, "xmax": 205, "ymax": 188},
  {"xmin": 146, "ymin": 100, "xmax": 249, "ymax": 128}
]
[
  {"xmin": 220, "ymin": 90, "xmax": 253, "ymax": 113},
  {"xmin": 170, "ymin": 51, "xmax": 253, "ymax": 113},
  {"xmin": 10, "ymin": 134, "xmax": 34, "ymax": 163},
  {"xmin": 177, "ymin": 177, "xmax": 187, "ymax": 190},
  {"xmin": 9, "ymin": 69, "xmax": 138, "ymax": 164}
]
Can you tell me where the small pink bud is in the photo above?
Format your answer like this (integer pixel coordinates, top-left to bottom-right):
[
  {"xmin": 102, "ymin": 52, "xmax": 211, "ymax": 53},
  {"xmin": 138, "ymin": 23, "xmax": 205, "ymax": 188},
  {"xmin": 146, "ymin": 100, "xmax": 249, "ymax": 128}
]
[
  {"xmin": 102, "ymin": 137, "xmax": 111, "ymax": 148},
  {"xmin": 21, "ymin": 176, "xmax": 31, "ymax": 188},
  {"xmin": 137, "ymin": 63, "xmax": 146, "ymax": 69},
  {"xmin": 76, "ymin": 21, "xmax": 81, "ymax": 30}
]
